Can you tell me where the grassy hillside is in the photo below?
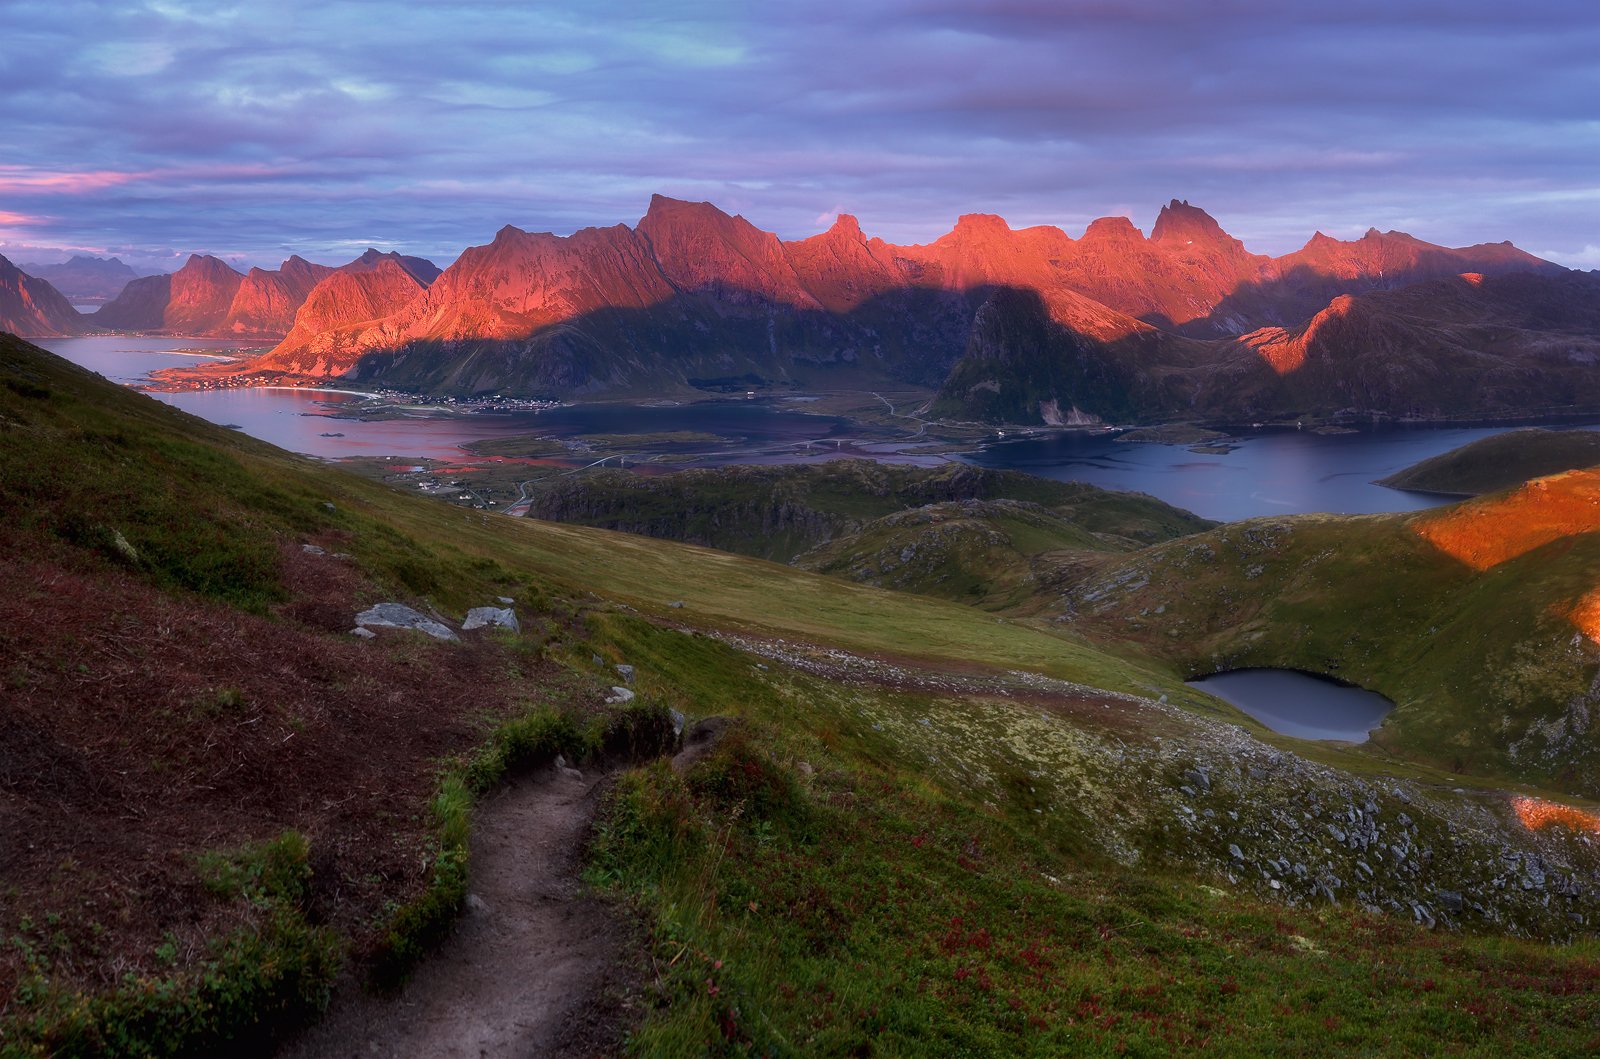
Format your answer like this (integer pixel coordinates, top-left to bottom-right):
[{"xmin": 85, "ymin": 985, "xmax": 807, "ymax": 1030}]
[
  {"xmin": 1058, "ymin": 481, "xmax": 1600, "ymax": 795},
  {"xmin": 520, "ymin": 460, "xmax": 1211, "ymax": 564},
  {"xmin": 795, "ymin": 498, "xmax": 1129, "ymax": 609},
  {"xmin": 1379, "ymin": 427, "xmax": 1600, "ymax": 496},
  {"xmin": 8, "ymin": 332, "xmax": 1600, "ymax": 1055}
]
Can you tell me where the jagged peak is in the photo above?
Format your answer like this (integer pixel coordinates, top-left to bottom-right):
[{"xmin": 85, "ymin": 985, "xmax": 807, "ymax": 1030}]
[
  {"xmin": 493, "ymin": 224, "xmax": 528, "ymax": 242},
  {"xmin": 827, "ymin": 213, "xmax": 863, "ymax": 238},
  {"xmin": 1150, "ymin": 199, "xmax": 1229, "ymax": 245}
]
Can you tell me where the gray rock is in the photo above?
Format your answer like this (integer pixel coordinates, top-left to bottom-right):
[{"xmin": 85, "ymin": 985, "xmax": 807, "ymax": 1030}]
[
  {"xmin": 604, "ymin": 686, "xmax": 636, "ymax": 705},
  {"xmin": 110, "ymin": 529, "xmax": 139, "ymax": 563},
  {"xmin": 1437, "ymin": 889, "xmax": 1465, "ymax": 914},
  {"xmin": 463, "ymin": 606, "xmax": 519, "ymax": 632},
  {"xmin": 616, "ymin": 664, "xmax": 635, "ymax": 684},
  {"xmin": 668, "ymin": 600, "xmax": 685, "ymax": 609},
  {"xmin": 349, "ymin": 627, "xmax": 376, "ymax": 639},
  {"xmin": 465, "ymin": 893, "xmax": 489, "ymax": 915},
  {"xmin": 1182, "ymin": 767, "xmax": 1210, "ymax": 792},
  {"xmin": 1227, "ymin": 843, "xmax": 1245, "ymax": 861},
  {"xmin": 354, "ymin": 603, "xmax": 459, "ymax": 642},
  {"xmin": 301, "ymin": 544, "xmax": 326, "ymax": 555},
  {"xmin": 592, "ymin": 654, "xmax": 606, "ymax": 666},
  {"xmin": 496, "ymin": 596, "xmax": 515, "ymax": 605},
  {"xmin": 322, "ymin": 502, "xmax": 336, "ymax": 512},
  {"xmin": 669, "ymin": 708, "xmax": 686, "ymax": 738}
]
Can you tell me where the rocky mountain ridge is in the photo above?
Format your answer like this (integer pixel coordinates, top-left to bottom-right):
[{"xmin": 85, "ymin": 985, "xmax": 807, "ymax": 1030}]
[
  {"xmin": 196, "ymin": 196, "xmax": 1580, "ymax": 422},
  {"xmin": 89, "ymin": 249, "xmax": 441, "ymax": 339},
  {"xmin": 0, "ymin": 254, "xmax": 82, "ymax": 337}
]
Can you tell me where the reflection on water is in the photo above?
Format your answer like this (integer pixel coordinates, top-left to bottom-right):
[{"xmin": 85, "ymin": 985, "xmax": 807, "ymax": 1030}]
[
  {"xmin": 34, "ymin": 336, "xmax": 1598, "ymax": 520},
  {"xmin": 33, "ymin": 336, "xmax": 883, "ymax": 464},
  {"xmin": 1187, "ymin": 669, "xmax": 1395, "ymax": 742},
  {"xmin": 959, "ymin": 423, "xmax": 1600, "ymax": 522}
]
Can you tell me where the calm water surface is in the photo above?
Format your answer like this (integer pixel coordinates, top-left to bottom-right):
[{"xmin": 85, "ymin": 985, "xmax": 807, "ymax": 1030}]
[
  {"xmin": 1187, "ymin": 669, "xmax": 1395, "ymax": 742},
  {"xmin": 959, "ymin": 424, "xmax": 1599, "ymax": 522},
  {"xmin": 36, "ymin": 336, "xmax": 1594, "ymax": 519}
]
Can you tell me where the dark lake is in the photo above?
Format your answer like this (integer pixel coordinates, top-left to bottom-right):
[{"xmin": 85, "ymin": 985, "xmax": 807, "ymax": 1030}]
[
  {"xmin": 35, "ymin": 336, "xmax": 1595, "ymax": 520},
  {"xmin": 1186, "ymin": 669, "xmax": 1395, "ymax": 742}
]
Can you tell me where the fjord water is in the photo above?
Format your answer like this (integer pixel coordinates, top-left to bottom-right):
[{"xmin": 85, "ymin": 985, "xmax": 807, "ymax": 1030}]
[
  {"xmin": 1187, "ymin": 669, "xmax": 1395, "ymax": 742},
  {"xmin": 959, "ymin": 423, "xmax": 1600, "ymax": 522},
  {"xmin": 35, "ymin": 336, "xmax": 860, "ymax": 461},
  {"xmin": 37, "ymin": 335, "xmax": 1594, "ymax": 519}
]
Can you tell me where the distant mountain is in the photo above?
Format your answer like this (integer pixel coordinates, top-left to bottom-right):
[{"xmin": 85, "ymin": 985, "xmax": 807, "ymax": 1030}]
[
  {"xmin": 15, "ymin": 255, "xmax": 139, "ymax": 303},
  {"xmin": 178, "ymin": 196, "xmax": 1587, "ymax": 422},
  {"xmin": 0, "ymin": 254, "xmax": 83, "ymax": 336},
  {"xmin": 92, "ymin": 249, "xmax": 441, "ymax": 340}
]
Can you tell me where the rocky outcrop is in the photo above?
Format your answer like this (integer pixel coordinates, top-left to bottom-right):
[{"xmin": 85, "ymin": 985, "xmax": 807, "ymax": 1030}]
[
  {"xmin": 223, "ymin": 256, "xmax": 333, "ymax": 337},
  {"xmin": 0, "ymin": 255, "xmax": 83, "ymax": 337},
  {"xmin": 261, "ymin": 257, "xmax": 432, "ymax": 373}
]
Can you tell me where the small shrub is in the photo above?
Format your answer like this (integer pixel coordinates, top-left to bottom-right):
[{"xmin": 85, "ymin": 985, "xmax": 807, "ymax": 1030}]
[
  {"xmin": 686, "ymin": 727, "xmax": 806, "ymax": 829},
  {"xmin": 196, "ymin": 832, "xmax": 312, "ymax": 905},
  {"xmin": 596, "ymin": 699, "xmax": 680, "ymax": 762}
]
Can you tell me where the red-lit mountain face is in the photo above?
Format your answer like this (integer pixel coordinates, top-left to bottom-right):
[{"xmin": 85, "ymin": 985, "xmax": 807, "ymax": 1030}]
[
  {"xmin": 90, "ymin": 250, "xmax": 440, "ymax": 341},
  {"xmin": 177, "ymin": 197, "xmax": 1586, "ymax": 422},
  {"xmin": 0, "ymin": 255, "xmax": 83, "ymax": 337}
]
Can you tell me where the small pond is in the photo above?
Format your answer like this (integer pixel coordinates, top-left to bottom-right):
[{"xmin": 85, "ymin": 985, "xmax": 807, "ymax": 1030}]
[{"xmin": 1186, "ymin": 669, "xmax": 1394, "ymax": 742}]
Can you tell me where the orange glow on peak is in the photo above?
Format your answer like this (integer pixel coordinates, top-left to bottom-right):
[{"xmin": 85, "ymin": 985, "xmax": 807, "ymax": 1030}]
[
  {"xmin": 1245, "ymin": 328, "xmax": 1305, "ymax": 375},
  {"xmin": 1460, "ymin": 272, "xmax": 1485, "ymax": 286},
  {"xmin": 1511, "ymin": 795, "xmax": 1600, "ymax": 835},
  {"xmin": 1411, "ymin": 470, "xmax": 1600, "ymax": 571}
]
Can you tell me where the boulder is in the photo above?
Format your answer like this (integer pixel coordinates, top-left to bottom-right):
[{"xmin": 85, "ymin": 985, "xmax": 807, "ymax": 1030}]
[
  {"xmin": 604, "ymin": 686, "xmax": 636, "ymax": 705},
  {"xmin": 616, "ymin": 664, "xmax": 635, "ymax": 683},
  {"xmin": 463, "ymin": 606, "xmax": 519, "ymax": 632},
  {"xmin": 354, "ymin": 602, "xmax": 459, "ymax": 642}
]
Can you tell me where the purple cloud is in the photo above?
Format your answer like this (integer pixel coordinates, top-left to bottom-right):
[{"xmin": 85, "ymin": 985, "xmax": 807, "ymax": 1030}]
[{"xmin": 0, "ymin": 0, "xmax": 1595, "ymax": 272}]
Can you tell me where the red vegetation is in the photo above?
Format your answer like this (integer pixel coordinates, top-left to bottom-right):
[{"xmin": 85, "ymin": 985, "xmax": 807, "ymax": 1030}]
[
  {"xmin": 0, "ymin": 538, "xmax": 570, "ymax": 1002},
  {"xmin": 1511, "ymin": 795, "xmax": 1600, "ymax": 835}
]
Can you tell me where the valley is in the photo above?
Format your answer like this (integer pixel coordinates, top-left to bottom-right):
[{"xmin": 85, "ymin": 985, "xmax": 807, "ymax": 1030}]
[{"xmin": 7, "ymin": 329, "xmax": 1600, "ymax": 1055}]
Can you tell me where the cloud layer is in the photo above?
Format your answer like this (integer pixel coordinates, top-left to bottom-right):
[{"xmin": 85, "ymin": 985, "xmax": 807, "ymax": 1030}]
[{"xmin": 2, "ymin": 0, "xmax": 1596, "ymax": 272}]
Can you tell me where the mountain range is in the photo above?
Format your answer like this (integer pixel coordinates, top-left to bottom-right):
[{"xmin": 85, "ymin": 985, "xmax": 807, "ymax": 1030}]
[
  {"xmin": 15, "ymin": 255, "xmax": 141, "ymax": 303},
  {"xmin": 4, "ymin": 197, "xmax": 1597, "ymax": 422}
]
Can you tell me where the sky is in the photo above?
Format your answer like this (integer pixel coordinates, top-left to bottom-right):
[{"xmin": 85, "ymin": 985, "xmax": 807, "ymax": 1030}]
[{"xmin": 1, "ymin": 0, "xmax": 1597, "ymax": 274}]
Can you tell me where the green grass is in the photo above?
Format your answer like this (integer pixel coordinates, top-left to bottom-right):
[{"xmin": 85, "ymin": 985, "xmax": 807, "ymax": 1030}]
[
  {"xmin": 13, "ymin": 333, "xmax": 1600, "ymax": 1055},
  {"xmin": 1061, "ymin": 511, "xmax": 1600, "ymax": 795},
  {"xmin": 7, "ymin": 834, "xmax": 337, "ymax": 1059},
  {"xmin": 516, "ymin": 460, "xmax": 1212, "ymax": 564},
  {"xmin": 590, "ymin": 687, "xmax": 1600, "ymax": 1057},
  {"xmin": 797, "ymin": 499, "xmax": 1127, "ymax": 609},
  {"xmin": 1379, "ymin": 428, "xmax": 1600, "ymax": 496}
]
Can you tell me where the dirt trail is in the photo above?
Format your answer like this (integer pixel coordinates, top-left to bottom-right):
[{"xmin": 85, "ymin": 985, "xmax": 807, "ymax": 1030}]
[{"xmin": 281, "ymin": 767, "xmax": 636, "ymax": 1059}]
